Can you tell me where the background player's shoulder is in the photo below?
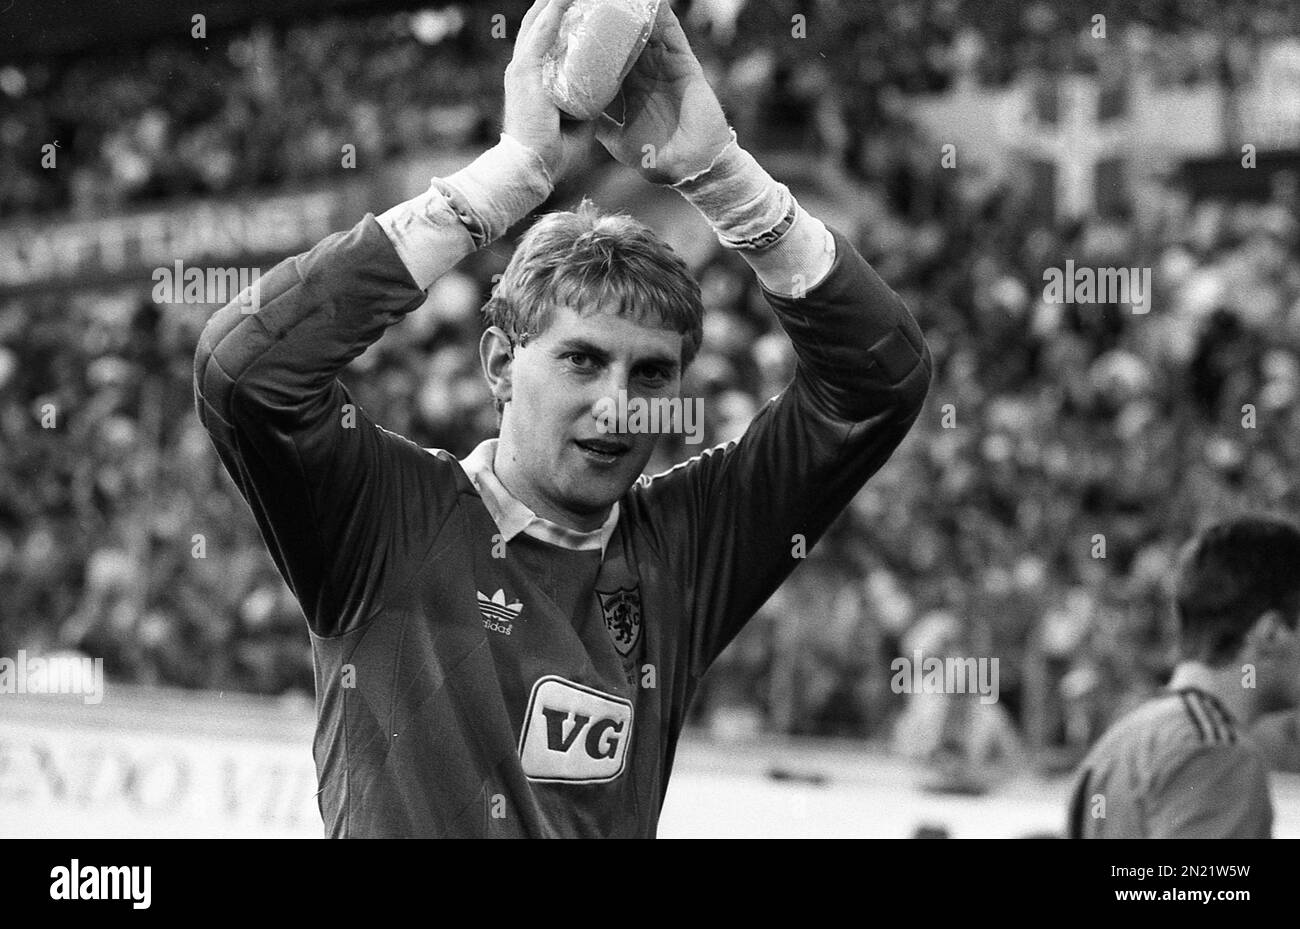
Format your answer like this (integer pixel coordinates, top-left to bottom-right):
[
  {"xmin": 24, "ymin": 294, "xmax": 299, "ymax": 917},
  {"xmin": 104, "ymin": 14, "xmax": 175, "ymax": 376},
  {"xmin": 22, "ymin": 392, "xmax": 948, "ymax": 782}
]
[
  {"xmin": 1138, "ymin": 689, "xmax": 1265, "ymax": 781},
  {"xmin": 1081, "ymin": 692, "xmax": 1211, "ymax": 772}
]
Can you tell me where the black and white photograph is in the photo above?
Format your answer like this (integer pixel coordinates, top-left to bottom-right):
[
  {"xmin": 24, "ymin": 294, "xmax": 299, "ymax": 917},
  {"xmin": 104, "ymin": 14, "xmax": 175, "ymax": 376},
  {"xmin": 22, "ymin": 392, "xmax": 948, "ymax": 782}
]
[{"xmin": 2, "ymin": 0, "xmax": 1300, "ymax": 875}]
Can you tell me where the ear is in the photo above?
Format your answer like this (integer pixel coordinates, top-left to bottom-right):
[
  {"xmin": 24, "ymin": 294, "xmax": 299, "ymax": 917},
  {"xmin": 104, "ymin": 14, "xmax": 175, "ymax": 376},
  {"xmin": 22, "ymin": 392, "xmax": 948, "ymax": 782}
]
[
  {"xmin": 1251, "ymin": 609, "xmax": 1296, "ymax": 654},
  {"xmin": 479, "ymin": 326, "xmax": 515, "ymax": 410}
]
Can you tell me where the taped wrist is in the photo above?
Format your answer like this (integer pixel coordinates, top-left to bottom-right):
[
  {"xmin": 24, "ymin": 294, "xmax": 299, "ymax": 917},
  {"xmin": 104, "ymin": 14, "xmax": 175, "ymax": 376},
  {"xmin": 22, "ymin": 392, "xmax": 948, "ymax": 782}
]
[
  {"xmin": 670, "ymin": 128, "xmax": 797, "ymax": 251},
  {"xmin": 435, "ymin": 132, "xmax": 554, "ymax": 248}
]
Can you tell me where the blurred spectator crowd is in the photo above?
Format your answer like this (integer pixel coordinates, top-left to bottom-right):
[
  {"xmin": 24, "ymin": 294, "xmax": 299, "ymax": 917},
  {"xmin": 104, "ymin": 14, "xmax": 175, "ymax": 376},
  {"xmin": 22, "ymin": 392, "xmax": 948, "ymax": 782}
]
[
  {"xmin": 3, "ymin": 0, "xmax": 1300, "ymax": 763},
  {"xmin": 0, "ymin": 6, "xmax": 501, "ymax": 218},
  {"xmin": 6, "ymin": 0, "xmax": 1300, "ymax": 219}
]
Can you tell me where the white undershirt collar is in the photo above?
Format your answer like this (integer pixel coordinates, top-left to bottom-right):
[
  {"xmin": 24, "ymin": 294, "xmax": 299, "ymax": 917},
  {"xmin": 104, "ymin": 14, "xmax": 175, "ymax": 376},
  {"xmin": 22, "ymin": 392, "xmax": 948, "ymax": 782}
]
[{"xmin": 458, "ymin": 438, "xmax": 619, "ymax": 558}]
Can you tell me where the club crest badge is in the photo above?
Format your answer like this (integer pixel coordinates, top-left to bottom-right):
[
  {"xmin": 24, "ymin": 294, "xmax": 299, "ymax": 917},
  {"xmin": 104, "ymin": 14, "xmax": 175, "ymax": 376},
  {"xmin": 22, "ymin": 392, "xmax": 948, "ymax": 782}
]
[{"xmin": 596, "ymin": 586, "xmax": 642, "ymax": 657}]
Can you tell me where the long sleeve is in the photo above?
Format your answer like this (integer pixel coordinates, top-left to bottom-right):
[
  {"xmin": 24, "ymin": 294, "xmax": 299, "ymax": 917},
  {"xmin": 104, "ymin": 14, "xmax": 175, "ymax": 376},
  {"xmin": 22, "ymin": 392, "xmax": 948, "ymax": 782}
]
[
  {"xmin": 194, "ymin": 134, "xmax": 552, "ymax": 637},
  {"xmin": 630, "ymin": 223, "xmax": 931, "ymax": 675},
  {"xmin": 194, "ymin": 217, "xmax": 462, "ymax": 636}
]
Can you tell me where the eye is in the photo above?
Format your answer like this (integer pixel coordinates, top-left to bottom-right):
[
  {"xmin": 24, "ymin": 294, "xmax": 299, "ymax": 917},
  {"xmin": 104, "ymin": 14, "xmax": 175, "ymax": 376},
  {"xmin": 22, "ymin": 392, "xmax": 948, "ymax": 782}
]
[
  {"xmin": 563, "ymin": 352, "xmax": 599, "ymax": 373},
  {"xmin": 636, "ymin": 365, "xmax": 673, "ymax": 388}
]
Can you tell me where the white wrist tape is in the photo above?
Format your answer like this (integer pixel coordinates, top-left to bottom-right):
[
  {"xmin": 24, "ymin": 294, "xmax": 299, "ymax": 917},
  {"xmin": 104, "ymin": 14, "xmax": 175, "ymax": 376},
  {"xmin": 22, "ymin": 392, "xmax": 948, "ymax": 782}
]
[
  {"xmin": 439, "ymin": 132, "xmax": 554, "ymax": 247},
  {"xmin": 670, "ymin": 128, "xmax": 794, "ymax": 249},
  {"xmin": 669, "ymin": 128, "xmax": 837, "ymax": 295}
]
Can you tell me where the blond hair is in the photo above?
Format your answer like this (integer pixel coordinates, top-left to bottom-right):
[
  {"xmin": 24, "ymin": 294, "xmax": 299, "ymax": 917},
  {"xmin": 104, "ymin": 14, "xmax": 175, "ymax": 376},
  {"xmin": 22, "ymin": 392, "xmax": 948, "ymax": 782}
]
[{"xmin": 482, "ymin": 198, "xmax": 704, "ymax": 366}]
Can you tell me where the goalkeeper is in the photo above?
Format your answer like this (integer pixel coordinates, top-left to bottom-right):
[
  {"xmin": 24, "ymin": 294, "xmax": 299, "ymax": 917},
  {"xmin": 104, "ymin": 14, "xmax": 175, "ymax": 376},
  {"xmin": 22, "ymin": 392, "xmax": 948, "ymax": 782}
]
[{"xmin": 195, "ymin": 0, "xmax": 930, "ymax": 837}]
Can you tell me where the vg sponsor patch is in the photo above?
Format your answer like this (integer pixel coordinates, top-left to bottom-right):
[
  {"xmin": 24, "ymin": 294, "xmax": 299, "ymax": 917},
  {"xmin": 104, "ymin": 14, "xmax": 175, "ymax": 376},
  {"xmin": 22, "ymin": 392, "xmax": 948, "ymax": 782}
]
[{"xmin": 518, "ymin": 676, "xmax": 633, "ymax": 783}]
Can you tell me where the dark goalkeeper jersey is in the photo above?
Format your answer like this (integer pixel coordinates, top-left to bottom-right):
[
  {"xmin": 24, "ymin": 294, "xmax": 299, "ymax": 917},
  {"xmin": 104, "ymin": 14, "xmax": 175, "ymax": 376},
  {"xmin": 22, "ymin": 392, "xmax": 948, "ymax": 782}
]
[{"xmin": 194, "ymin": 214, "xmax": 930, "ymax": 837}]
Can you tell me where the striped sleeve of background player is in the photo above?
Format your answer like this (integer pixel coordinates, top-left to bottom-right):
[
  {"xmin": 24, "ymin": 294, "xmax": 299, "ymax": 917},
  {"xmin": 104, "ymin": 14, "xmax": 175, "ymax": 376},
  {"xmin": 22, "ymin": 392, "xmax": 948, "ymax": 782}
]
[
  {"xmin": 194, "ymin": 215, "xmax": 467, "ymax": 636},
  {"xmin": 634, "ymin": 224, "xmax": 931, "ymax": 676}
]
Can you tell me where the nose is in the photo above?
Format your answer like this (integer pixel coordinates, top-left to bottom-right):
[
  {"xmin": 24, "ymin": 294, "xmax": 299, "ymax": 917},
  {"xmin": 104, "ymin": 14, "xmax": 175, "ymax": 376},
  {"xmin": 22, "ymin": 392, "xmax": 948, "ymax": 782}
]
[
  {"xmin": 588, "ymin": 364, "xmax": 635, "ymax": 432},
  {"xmin": 586, "ymin": 359, "xmax": 640, "ymax": 402}
]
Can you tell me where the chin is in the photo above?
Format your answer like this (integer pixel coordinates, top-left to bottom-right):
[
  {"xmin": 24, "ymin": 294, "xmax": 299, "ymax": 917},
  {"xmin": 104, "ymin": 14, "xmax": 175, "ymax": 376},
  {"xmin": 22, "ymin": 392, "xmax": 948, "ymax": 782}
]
[
  {"xmin": 575, "ymin": 479, "xmax": 633, "ymax": 511},
  {"xmin": 561, "ymin": 471, "xmax": 635, "ymax": 512}
]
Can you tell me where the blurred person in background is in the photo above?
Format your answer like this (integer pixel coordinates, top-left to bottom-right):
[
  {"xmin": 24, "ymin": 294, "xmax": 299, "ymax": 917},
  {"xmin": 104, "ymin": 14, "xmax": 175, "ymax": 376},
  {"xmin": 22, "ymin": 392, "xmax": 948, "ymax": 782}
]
[
  {"xmin": 1068, "ymin": 517, "xmax": 1300, "ymax": 838},
  {"xmin": 1251, "ymin": 610, "xmax": 1300, "ymax": 773},
  {"xmin": 890, "ymin": 610, "xmax": 1025, "ymax": 794},
  {"xmin": 1253, "ymin": 705, "xmax": 1300, "ymax": 773}
]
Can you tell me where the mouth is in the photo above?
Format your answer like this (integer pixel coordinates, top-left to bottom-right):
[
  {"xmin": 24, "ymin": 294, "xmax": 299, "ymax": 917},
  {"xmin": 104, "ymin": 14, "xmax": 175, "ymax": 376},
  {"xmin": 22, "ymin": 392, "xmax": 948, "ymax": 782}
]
[{"xmin": 574, "ymin": 437, "xmax": 632, "ymax": 466}]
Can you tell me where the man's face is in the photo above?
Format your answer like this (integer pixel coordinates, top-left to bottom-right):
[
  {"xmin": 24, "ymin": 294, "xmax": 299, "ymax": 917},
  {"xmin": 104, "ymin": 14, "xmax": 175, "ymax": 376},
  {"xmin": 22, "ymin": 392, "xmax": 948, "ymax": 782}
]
[{"xmin": 493, "ymin": 301, "xmax": 685, "ymax": 530}]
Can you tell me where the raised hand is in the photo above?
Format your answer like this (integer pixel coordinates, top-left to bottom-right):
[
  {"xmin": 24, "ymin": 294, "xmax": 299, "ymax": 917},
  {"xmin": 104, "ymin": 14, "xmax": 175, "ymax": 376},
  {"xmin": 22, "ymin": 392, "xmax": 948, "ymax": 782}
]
[
  {"xmin": 594, "ymin": 1, "xmax": 733, "ymax": 186},
  {"xmin": 503, "ymin": 0, "xmax": 597, "ymax": 182}
]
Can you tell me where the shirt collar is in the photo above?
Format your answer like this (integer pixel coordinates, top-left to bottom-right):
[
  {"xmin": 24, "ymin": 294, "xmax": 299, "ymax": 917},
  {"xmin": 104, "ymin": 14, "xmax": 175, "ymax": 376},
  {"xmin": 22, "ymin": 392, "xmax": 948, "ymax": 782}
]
[
  {"xmin": 459, "ymin": 438, "xmax": 619, "ymax": 558},
  {"xmin": 1166, "ymin": 663, "xmax": 1245, "ymax": 725}
]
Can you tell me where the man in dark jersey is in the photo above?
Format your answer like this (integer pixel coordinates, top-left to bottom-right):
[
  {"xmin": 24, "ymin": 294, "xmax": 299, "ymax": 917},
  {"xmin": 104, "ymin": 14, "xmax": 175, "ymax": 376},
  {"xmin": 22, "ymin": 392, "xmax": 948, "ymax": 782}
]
[
  {"xmin": 1067, "ymin": 517, "xmax": 1300, "ymax": 838},
  {"xmin": 195, "ymin": 0, "xmax": 930, "ymax": 836}
]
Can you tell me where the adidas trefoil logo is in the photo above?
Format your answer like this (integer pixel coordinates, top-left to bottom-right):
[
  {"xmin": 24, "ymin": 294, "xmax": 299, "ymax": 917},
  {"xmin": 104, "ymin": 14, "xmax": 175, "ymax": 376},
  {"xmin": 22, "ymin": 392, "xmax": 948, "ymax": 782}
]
[{"xmin": 478, "ymin": 588, "xmax": 523, "ymax": 636}]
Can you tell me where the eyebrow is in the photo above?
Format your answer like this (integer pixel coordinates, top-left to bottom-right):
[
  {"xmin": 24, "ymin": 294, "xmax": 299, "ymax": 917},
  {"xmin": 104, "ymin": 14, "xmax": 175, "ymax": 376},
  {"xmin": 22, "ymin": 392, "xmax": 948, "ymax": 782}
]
[{"xmin": 554, "ymin": 338, "xmax": 680, "ymax": 372}]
